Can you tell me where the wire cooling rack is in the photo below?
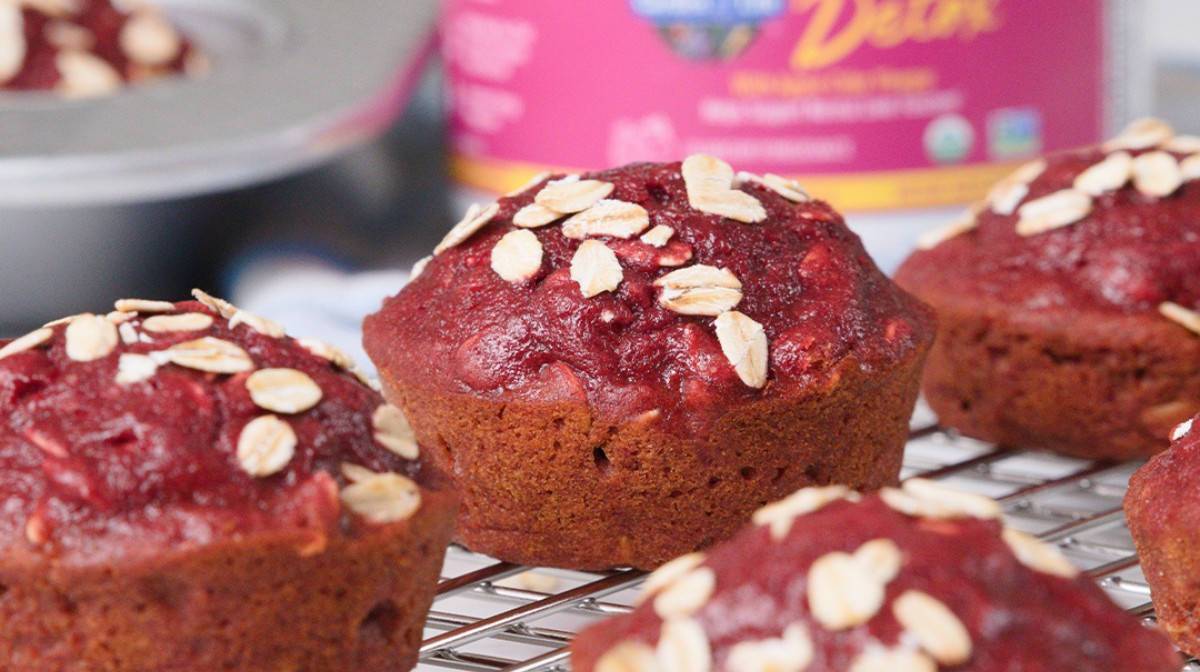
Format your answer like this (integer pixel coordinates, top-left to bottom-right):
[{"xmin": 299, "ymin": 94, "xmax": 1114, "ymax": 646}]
[{"xmin": 416, "ymin": 401, "xmax": 1198, "ymax": 672}]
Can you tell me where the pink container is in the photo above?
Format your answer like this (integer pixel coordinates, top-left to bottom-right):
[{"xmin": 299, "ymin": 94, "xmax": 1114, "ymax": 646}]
[{"xmin": 442, "ymin": 0, "xmax": 1141, "ymax": 212}]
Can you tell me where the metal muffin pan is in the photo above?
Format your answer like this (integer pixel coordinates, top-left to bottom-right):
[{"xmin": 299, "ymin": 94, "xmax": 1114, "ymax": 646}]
[
  {"xmin": 0, "ymin": 0, "xmax": 437, "ymax": 326},
  {"xmin": 0, "ymin": 0, "xmax": 437, "ymax": 204}
]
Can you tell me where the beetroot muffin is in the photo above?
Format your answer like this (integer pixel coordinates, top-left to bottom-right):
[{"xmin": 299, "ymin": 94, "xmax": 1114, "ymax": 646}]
[
  {"xmin": 1126, "ymin": 413, "xmax": 1200, "ymax": 657},
  {"xmin": 895, "ymin": 118, "xmax": 1200, "ymax": 460},
  {"xmin": 0, "ymin": 291, "xmax": 456, "ymax": 672},
  {"xmin": 1, "ymin": 0, "xmax": 202, "ymax": 97},
  {"xmin": 573, "ymin": 481, "xmax": 1181, "ymax": 672},
  {"xmin": 364, "ymin": 154, "xmax": 935, "ymax": 570}
]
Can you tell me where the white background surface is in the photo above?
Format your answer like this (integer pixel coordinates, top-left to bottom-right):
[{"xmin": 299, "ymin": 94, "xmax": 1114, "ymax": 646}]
[{"xmin": 1147, "ymin": 0, "xmax": 1200, "ymax": 62}]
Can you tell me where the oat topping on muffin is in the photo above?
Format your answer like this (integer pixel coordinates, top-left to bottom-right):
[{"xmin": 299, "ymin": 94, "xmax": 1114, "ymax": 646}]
[
  {"xmin": 942, "ymin": 119, "xmax": 1198, "ymax": 246},
  {"xmin": 0, "ymin": 0, "xmax": 202, "ymax": 96},
  {"xmin": 366, "ymin": 155, "xmax": 934, "ymax": 570},
  {"xmin": 0, "ymin": 292, "xmax": 456, "ymax": 672},
  {"xmin": 571, "ymin": 485, "xmax": 1180, "ymax": 672},
  {"xmin": 422, "ymin": 154, "xmax": 925, "ymax": 394},
  {"xmin": 441, "ymin": 157, "xmax": 770, "ymax": 387},
  {"xmin": 896, "ymin": 118, "xmax": 1200, "ymax": 460},
  {"xmin": 0, "ymin": 291, "xmax": 434, "ymax": 547},
  {"xmin": 929, "ymin": 118, "xmax": 1197, "ymax": 251}
]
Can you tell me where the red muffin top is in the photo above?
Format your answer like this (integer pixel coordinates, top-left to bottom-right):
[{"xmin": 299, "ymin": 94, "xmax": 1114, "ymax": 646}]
[
  {"xmin": 1, "ymin": 0, "xmax": 200, "ymax": 97},
  {"xmin": 0, "ymin": 291, "xmax": 441, "ymax": 565},
  {"xmin": 571, "ymin": 481, "xmax": 1180, "ymax": 672},
  {"xmin": 896, "ymin": 119, "xmax": 1200, "ymax": 330},
  {"xmin": 364, "ymin": 156, "xmax": 933, "ymax": 435}
]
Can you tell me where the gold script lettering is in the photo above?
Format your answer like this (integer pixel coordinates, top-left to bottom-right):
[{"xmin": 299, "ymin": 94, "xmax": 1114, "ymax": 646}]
[{"xmin": 789, "ymin": 0, "xmax": 1003, "ymax": 70}]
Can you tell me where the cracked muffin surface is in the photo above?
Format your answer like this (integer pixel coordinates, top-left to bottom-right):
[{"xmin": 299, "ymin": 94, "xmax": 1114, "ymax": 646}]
[
  {"xmin": 896, "ymin": 118, "xmax": 1200, "ymax": 460},
  {"xmin": 572, "ymin": 482, "xmax": 1180, "ymax": 672},
  {"xmin": 0, "ymin": 292, "xmax": 455, "ymax": 672}
]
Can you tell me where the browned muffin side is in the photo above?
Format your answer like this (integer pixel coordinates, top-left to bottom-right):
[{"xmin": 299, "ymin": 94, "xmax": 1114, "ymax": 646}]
[
  {"xmin": 0, "ymin": 292, "xmax": 456, "ymax": 672},
  {"xmin": 574, "ymin": 482, "xmax": 1181, "ymax": 672},
  {"xmin": 896, "ymin": 118, "xmax": 1200, "ymax": 460},
  {"xmin": 1126, "ymin": 414, "xmax": 1200, "ymax": 657},
  {"xmin": 365, "ymin": 155, "xmax": 935, "ymax": 570}
]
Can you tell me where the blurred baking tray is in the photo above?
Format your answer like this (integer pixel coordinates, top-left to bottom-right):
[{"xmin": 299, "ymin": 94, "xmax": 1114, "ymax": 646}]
[
  {"xmin": 0, "ymin": 0, "xmax": 437, "ymax": 328},
  {"xmin": 418, "ymin": 400, "xmax": 1198, "ymax": 672},
  {"xmin": 0, "ymin": 0, "xmax": 438, "ymax": 206}
]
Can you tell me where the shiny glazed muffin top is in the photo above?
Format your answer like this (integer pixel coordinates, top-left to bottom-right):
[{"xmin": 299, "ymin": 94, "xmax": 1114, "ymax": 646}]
[
  {"xmin": 571, "ymin": 481, "xmax": 1180, "ymax": 672},
  {"xmin": 365, "ymin": 156, "xmax": 933, "ymax": 431},
  {"xmin": 0, "ymin": 292, "xmax": 434, "ymax": 564},
  {"xmin": 897, "ymin": 119, "xmax": 1200, "ymax": 330}
]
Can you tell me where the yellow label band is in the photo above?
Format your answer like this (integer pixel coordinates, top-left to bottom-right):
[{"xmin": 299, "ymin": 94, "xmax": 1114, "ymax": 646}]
[{"xmin": 450, "ymin": 153, "xmax": 1023, "ymax": 212}]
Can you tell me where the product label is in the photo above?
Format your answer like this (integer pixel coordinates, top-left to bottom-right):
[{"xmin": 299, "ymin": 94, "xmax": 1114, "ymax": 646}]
[{"xmin": 442, "ymin": 0, "xmax": 1106, "ymax": 210}]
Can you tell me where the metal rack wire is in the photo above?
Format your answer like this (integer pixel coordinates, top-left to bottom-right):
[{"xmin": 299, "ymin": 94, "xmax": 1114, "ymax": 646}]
[{"xmin": 417, "ymin": 403, "xmax": 1197, "ymax": 672}]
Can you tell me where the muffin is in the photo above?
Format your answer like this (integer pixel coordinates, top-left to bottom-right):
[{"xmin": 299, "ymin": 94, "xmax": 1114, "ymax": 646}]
[
  {"xmin": 0, "ymin": 291, "xmax": 456, "ymax": 672},
  {"xmin": 1126, "ymin": 413, "xmax": 1200, "ymax": 657},
  {"xmin": 895, "ymin": 118, "xmax": 1200, "ymax": 460},
  {"xmin": 364, "ymin": 155, "xmax": 936, "ymax": 570},
  {"xmin": 1, "ymin": 0, "xmax": 202, "ymax": 97},
  {"xmin": 573, "ymin": 481, "xmax": 1181, "ymax": 672}
]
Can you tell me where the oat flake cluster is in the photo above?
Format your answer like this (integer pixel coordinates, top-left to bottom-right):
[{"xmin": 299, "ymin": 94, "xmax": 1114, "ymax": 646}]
[
  {"xmin": 594, "ymin": 480, "xmax": 1080, "ymax": 672},
  {"xmin": 428, "ymin": 154, "xmax": 813, "ymax": 390},
  {"xmin": 915, "ymin": 118, "xmax": 1200, "ymax": 338},
  {"xmin": 0, "ymin": 0, "xmax": 201, "ymax": 97},
  {"xmin": 0, "ymin": 290, "xmax": 423, "ymax": 539}
]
